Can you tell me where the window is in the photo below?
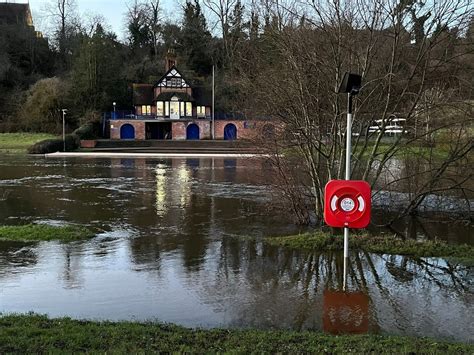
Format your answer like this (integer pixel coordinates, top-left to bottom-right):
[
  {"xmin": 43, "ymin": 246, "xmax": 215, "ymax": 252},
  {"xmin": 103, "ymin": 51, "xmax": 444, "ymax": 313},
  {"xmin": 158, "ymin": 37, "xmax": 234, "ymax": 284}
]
[
  {"xmin": 186, "ymin": 102, "xmax": 192, "ymax": 117},
  {"xmin": 165, "ymin": 102, "xmax": 170, "ymax": 116},
  {"xmin": 141, "ymin": 105, "xmax": 151, "ymax": 115},
  {"xmin": 168, "ymin": 78, "xmax": 181, "ymax": 87},
  {"xmin": 180, "ymin": 102, "xmax": 185, "ymax": 116},
  {"xmin": 157, "ymin": 102, "xmax": 164, "ymax": 116},
  {"xmin": 197, "ymin": 106, "xmax": 206, "ymax": 117}
]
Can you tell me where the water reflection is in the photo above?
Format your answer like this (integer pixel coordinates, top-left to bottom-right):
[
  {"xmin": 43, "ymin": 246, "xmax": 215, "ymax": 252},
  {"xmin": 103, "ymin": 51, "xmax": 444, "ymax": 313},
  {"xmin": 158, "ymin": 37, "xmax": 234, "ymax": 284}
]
[
  {"xmin": 0, "ymin": 156, "xmax": 472, "ymax": 342},
  {"xmin": 323, "ymin": 290, "xmax": 369, "ymax": 334}
]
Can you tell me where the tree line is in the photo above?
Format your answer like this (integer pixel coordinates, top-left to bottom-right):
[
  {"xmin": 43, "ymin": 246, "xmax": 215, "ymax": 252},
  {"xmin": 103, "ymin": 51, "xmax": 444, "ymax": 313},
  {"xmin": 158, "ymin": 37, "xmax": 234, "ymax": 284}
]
[
  {"xmin": 243, "ymin": 0, "xmax": 474, "ymax": 224},
  {"xmin": 0, "ymin": 0, "xmax": 251, "ymax": 133},
  {"xmin": 0, "ymin": 0, "xmax": 472, "ymax": 223}
]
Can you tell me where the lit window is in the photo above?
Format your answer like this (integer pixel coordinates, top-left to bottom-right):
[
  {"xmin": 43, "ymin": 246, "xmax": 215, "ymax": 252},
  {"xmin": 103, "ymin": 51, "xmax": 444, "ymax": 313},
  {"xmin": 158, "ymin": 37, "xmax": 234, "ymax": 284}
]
[
  {"xmin": 157, "ymin": 102, "xmax": 164, "ymax": 116},
  {"xmin": 186, "ymin": 102, "xmax": 192, "ymax": 117},
  {"xmin": 180, "ymin": 102, "xmax": 185, "ymax": 116},
  {"xmin": 165, "ymin": 102, "xmax": 170, "ymax": 116},
  {"xmin": 141, "ymin": 105, "xmax": 151, "ymax": 115},
  {"xmin": 197, "ymin": 106, "xmax": 206, "ymax": 117}
]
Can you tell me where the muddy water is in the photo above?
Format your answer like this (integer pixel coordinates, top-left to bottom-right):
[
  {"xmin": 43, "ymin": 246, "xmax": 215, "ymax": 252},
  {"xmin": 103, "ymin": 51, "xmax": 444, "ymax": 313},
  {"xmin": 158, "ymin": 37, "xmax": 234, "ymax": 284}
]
[{"xmin": 0, "ymin": 155, "xmax": 472, "ymax": 342}]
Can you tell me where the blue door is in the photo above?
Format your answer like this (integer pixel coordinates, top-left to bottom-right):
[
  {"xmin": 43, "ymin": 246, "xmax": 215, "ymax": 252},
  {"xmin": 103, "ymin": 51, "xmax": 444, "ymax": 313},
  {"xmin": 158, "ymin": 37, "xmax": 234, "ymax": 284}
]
[
  {"xmin": 120, "ymin": 124, "xmax": 135, "ymax": 139},
  {"xmin": 186, "ymin": 124, "xmax": 200, "ymax": 140},
  {"xmin": 224, "ymin": 124, "xmax": 237, "ymax": 140}
]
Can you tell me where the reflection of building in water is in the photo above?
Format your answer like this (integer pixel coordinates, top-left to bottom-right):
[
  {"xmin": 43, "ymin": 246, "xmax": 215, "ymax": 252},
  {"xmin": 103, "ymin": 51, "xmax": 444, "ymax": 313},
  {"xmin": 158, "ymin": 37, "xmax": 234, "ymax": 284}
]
[
  {"xmin": 323, "ymin": 290, "xmax": 369, "ymax": 334},
  {"xmin": 117, "ymin": 157, "xmax": 276, "ymax": 273},
  {"xmin": 155, "ymin": 165, "xmax": 167, "ymax": 217}
]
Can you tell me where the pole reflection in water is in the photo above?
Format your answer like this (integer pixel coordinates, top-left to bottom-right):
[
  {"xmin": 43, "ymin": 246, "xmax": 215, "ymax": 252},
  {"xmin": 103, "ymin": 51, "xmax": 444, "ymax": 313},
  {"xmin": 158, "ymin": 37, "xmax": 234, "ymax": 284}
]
[
  {"xmin": 0, "ymin": 156, "xmax": 472, "ymax": 342},
  {"xmin": 324, "ymin": 256, "xmax": 370, "ymax": 335}
]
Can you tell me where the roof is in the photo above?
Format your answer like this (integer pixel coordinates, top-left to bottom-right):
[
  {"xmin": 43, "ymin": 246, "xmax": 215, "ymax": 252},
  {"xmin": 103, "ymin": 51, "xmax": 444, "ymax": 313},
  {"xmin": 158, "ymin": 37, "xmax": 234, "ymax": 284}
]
[
  {"xmin": 154, "ymin": 65, "xmax": 190, "ymax": 88},
  {"xmin": 155, "ymin": 92, "xmax": 194, "ymax": 102},
  {"xmin": 0, "ymin": 3, "xmax": 33, "ymax": 26},
  {"xmin": 133, "ymin": 84, "xmax": 154, "ymax": 105}
]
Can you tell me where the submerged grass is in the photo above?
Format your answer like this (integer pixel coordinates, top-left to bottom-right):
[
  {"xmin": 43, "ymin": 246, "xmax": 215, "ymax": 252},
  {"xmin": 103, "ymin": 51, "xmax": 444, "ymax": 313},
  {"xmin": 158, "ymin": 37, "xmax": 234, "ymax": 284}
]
[
  {"xmin": 0, "ymin": 133, "xmax": 57, "ymax": 154},
  {"xmin": 265, "ymin": 232, "xmax": 474, "ymax": 259},
  {"xmin": 0, "ymin": 224, "xmax": 95, "ymax": 242},
  {"xmin": 0, "ymin": 314, "xmax": 472, "ymax": 353}
]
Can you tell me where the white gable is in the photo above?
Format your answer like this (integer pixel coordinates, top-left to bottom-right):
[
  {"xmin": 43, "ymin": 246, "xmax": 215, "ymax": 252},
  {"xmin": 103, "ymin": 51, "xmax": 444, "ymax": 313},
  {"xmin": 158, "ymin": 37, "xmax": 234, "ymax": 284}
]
[{"xmin": 156, "ymin": 67, "xmax": 189, "ymax": 88}]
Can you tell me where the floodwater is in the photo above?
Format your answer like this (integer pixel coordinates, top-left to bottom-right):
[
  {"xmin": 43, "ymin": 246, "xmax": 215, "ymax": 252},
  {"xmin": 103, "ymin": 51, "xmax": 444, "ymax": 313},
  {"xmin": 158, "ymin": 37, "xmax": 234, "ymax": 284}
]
[{"xmin": 0, "ymin": 155, "xmax": 472, "ymax": 343}]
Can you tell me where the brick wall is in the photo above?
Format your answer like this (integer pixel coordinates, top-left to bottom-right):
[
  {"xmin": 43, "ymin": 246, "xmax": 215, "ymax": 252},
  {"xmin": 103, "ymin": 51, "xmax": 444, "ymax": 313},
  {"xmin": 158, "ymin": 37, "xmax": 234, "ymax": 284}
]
[
  {"xmin": 110, "ymin": 120, "xmax": 146, "ymax": 140},
  {"xmin": 110, "ymin": 119, "xmax": 272, "ymax": 141},
  {"xmin": 172, "ymin": 120, "xmax": 211, "ymax": 140},
  {"xmin": 171, "ymin": 121, "xmax": 186, "ymax": 140},
  {"xmin": 214, "ymin": 120, "xmax": 269, "ymax": 140}
]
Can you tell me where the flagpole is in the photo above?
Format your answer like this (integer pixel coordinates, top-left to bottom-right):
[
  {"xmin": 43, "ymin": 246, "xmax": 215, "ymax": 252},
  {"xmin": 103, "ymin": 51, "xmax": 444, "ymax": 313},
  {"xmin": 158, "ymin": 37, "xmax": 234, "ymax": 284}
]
[{"xmin": 212, "ymin": 65, "xmax": 215, "ymax": 140}]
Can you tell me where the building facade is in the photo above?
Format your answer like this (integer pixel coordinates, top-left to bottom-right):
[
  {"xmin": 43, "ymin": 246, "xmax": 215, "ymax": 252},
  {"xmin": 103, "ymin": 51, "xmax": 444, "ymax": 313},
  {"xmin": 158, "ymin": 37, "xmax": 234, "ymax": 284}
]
[
  {"xmin": 0, "ymin": 1, "xmax": 45, "ymax": 39},
  {"xmin": 109, "ymin": 55, "xmax": 264, "ymax": 141}
]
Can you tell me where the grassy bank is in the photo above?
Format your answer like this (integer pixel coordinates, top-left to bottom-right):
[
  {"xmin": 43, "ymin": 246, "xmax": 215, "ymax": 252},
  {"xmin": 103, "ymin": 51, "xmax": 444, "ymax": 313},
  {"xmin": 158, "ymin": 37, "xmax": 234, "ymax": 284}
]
[
  {"xmin": 0, "ymin": 133, "xmax": 57, "ymax": 154},
  {"xmin": 265, "ymin": 232, "xmax": 474, "ymax": 260},
  {"xmin": 0, "ymin": 314, "xmax": 472, "ymax": 353},
  {"xmin": 0, "ymin": 224, "xmax": 94, "ymax": 242}
]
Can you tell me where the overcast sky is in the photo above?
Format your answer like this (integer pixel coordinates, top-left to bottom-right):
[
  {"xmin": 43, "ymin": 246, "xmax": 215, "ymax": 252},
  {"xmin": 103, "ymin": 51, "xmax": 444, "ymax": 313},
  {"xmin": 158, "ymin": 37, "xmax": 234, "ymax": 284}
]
[{"xmin": 27, "ymin": 0, "xmax": 182, "ymax": 41}]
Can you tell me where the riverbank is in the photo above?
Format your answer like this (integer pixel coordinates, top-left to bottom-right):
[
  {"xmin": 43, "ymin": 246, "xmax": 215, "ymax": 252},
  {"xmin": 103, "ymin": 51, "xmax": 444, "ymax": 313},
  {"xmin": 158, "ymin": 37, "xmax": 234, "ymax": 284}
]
[
  {"xmin": 0, "ymin": 133, "xmax": 56, "ymax": 154},
  {"xmin": 0, "ymin": 225, "xmax": 94, "ymax": 242},
  {"xmin": 1, "ymin": 224, "xmax": 472, "ymax": 261},
  {"xmin": 0, "ymin": 314, "xmax": 472, "ymax": 353},
  {"xmin": 265, "ymin": 232, "xmax": 474, "ymax": 261},
  {"xmin": 45, "ymin": 151, "xmax": 266, "ymax": 158}
]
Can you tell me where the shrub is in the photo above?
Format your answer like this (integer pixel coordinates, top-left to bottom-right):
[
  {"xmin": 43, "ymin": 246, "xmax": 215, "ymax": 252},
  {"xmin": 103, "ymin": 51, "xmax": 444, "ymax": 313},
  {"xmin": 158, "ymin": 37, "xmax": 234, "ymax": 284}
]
[
  {"xmin": 73, "ymin": 123, "xmax": 97, "ymax": 140},
  {"xmin": 27, "ymin": 134, "xmax": 79, "ymax": 154},
  {"xmin": 17, "ymin": 77, "xmax": 70, "ymax": 133}
]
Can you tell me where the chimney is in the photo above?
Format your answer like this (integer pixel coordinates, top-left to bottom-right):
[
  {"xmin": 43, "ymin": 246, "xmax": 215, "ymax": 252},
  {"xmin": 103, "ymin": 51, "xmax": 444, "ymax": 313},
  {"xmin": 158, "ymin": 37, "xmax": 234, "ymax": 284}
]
[{"xmin": 165, "ymin": 49, "xmax": 177, "ymax": 71}]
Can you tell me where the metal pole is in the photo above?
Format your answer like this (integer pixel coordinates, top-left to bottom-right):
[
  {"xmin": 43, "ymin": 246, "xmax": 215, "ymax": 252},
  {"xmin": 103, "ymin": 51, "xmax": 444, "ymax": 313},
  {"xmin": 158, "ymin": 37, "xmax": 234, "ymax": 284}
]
[
  {"xmin": 343, "ymin": 93, "xmax": 353, "ymax": 291},
  {"xmin": 62, "ymin": 110, "xmax": 66, "ymax": 152},
  {"xmin": 345, "ymin": 93, "xmax": 352, "ymax": 181},
  {"xmin": 212, "ymin": 65, "xmax": 215, "ymax": 140}
]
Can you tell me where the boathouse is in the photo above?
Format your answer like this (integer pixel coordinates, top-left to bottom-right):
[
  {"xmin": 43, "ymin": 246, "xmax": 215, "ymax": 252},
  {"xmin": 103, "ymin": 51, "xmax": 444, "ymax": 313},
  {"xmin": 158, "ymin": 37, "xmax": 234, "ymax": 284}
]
[{"xmin": 109, "ymin": 53, "xmax": 263, "ymax": 141}]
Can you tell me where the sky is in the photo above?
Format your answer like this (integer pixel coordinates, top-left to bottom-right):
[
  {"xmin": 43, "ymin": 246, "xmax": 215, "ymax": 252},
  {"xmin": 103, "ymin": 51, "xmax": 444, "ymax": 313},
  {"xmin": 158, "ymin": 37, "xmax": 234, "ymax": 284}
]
[{"xmin": 26, "ymin": 0, "xmax": 181, "ymax": 40}]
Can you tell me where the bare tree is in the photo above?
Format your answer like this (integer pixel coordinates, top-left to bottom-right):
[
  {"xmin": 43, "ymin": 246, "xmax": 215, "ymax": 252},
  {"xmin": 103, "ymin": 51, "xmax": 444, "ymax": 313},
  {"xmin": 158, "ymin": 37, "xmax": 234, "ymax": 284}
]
[
  {"xmin": 146, "ymin": 0, "xmax": 163, "ymax": 58},
  {"xmin": 43, "ymin": 0, "xmax": 77, "ymax": 59},
  {"xmin": 126, "ymin": 0, "xmax": 163, "ymax": 57},
  {"xmin": 203, "ymin": 0, "xmax": 238, "ymax": 58},
  {"xmin": 240, "ymin": 0, "xmax": 474, "ymax": 224}
]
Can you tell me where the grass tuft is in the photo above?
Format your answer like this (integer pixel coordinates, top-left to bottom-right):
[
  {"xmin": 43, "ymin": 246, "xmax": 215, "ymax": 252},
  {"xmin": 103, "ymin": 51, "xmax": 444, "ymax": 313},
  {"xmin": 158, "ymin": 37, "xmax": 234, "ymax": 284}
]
[
  {"xmin": 0, "ymin": 224, "xmax": 95, "ymax": 242},
  {"xmin": 265, "ymin": 232, "xmax": 474, "ymax": 259},
  {"xmin": 0, "ymin": 314, "xmax": 472, "ymax": 353},
  {"xmin": 0, "ymin": 133, "xmax": 57, "ymax": 154}
]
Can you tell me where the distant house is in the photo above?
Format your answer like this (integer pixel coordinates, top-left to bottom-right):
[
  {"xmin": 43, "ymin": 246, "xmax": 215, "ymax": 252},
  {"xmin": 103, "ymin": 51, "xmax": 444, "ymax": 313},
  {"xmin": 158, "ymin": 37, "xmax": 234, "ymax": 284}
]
[
  {"xmin": 109, "ymin": 52, "xmax": 266, "ymax": 141},
  {"xmin": 0, "ymin": 1, "xmax": 45, "ymax": 39}
]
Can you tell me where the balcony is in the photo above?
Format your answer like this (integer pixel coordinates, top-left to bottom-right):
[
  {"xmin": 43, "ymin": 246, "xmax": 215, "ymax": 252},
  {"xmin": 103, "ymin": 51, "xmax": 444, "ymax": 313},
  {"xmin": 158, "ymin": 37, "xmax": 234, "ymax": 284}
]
[
  {"xmin": 104, "ymin": 111, "xmax": 211, "ymax": 120},
  {"xmin": 104, "ymin": 111, "xmax": 247, "ymax": 121}
]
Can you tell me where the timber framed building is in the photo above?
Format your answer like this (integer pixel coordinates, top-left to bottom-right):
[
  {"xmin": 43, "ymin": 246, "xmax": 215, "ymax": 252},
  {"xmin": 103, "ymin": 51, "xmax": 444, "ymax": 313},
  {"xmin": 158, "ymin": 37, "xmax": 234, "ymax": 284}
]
[{"xmin": 109, "ymin": 55, "xmax": 264, "ymax": 141}]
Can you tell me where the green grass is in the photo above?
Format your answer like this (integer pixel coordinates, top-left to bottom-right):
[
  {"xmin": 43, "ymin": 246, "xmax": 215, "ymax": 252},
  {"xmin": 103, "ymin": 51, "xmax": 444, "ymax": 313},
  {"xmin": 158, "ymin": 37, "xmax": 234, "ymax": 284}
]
[
  {"xmin": 0, "ymin": 314, "xmax": 471, "ymax": 353},
  {"xmin": 0, "ymin": 224, "xmax": 95, "ymax": 242},
  {"xmin": 265, "ymin": 232, "xmax": 474, "ymax": 260},
  {"xmin": 0, "ymin": 133, "xmax": 57, "ymax": 154}
]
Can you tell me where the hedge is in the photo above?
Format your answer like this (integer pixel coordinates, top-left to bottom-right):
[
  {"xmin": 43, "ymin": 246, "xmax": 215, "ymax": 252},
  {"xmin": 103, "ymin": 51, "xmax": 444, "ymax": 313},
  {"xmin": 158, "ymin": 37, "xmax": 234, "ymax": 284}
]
[
  {"xmin": 27, "ymin": 134, "xmax": 79, "ymax": 154},
  {"xmin": 27, "ymin": 121, "xmax": 101, "ymax": 154}
]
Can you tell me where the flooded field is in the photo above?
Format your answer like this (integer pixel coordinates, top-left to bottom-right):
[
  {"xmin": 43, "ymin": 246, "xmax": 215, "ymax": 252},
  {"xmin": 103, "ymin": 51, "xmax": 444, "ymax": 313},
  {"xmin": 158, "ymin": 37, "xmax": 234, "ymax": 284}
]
[{"xmin": 0, "ymin": 155, "xmax": 472, "ymax": 342}]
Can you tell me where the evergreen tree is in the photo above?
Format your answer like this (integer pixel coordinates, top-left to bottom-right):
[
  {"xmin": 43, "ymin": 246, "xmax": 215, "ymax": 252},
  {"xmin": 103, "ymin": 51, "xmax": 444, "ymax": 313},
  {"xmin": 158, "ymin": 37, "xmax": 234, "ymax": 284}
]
[
  {"xmin": 180, "ymin": 0, "xmax": 213, "ymax": 76},
  {"xmin": 126, "ymin": 0, "xmax": 150, "ymax": 51},
  {"xmin": 71, "ymin": 25, "xmax": 128, "ymax": 113}
]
